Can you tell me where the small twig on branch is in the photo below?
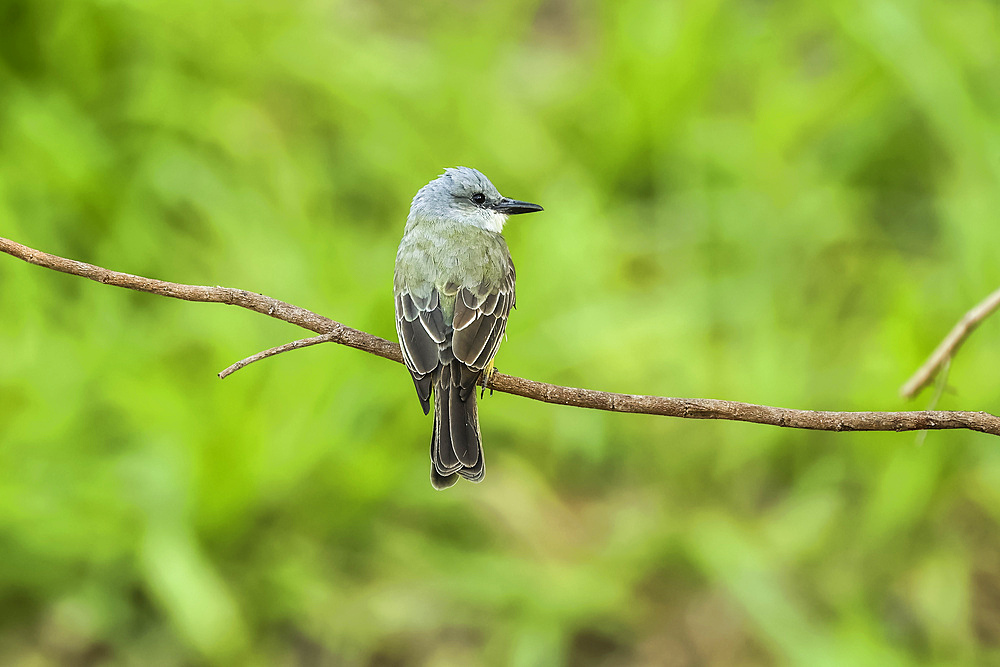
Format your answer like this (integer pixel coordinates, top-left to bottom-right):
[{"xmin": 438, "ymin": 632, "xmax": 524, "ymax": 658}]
[
  {"xmin": 218, "ymin": 334, "xmax": 337, "ymax": 379},
  {"xmin": 900, "ymin": 285, "xmax": 1000, "ymax": 400},
  {"xmin": 4, "ymin": 234, "xmax": 1000, "ymax": 437}
]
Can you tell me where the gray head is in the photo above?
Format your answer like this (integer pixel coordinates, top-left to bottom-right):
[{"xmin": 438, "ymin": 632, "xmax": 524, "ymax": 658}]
[{"xmin": 407, "ymin": 166, "xmax": 543, "ymax": 233}]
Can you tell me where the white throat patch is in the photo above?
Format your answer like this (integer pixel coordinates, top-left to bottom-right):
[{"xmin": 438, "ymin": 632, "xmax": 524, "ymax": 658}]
[{"xmin": 475, "ymin": 208, "xmax": 508, "ymax": 234}]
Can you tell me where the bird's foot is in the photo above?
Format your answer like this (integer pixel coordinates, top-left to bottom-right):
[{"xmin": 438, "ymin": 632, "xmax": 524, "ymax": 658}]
[{"xmin": 481, "ymin": 364, "xmax": 498, "ymax": 399}]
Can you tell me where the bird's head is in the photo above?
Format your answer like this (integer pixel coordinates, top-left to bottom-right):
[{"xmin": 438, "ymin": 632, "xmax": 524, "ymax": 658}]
[{"xmin": 408, "ymin": 166, "xmax": 543, "ymax": 233}]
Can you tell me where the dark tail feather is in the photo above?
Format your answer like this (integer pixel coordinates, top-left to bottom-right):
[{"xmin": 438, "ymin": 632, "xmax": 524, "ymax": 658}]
[{"xmin": 430, "ymin": 364, "xmax": 484, "ymax": 489}]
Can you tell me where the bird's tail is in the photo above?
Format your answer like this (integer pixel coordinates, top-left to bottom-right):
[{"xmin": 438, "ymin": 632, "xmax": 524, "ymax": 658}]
[{"xmin": 430, "ymin": 363, "xmax": 484, "ymax": 490}]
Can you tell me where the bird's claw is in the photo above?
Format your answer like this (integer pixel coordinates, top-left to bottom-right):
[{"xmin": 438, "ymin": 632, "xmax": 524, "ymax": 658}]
[{"xmin": 481, "ymin": 365, "xmax": 497, "ymax": 399}]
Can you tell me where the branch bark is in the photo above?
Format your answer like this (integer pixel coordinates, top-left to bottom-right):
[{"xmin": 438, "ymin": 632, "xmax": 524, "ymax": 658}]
[
  {"xmin": 0, "ymin": 236, "xmax": 401, "ymax": 363},
  {"xmin": 217, "ymin": 334, "xmax": 337, "ymax": 379},
  {"xmin": 3, "ymin": 235, "xmax": 999, "ymax": 437}
]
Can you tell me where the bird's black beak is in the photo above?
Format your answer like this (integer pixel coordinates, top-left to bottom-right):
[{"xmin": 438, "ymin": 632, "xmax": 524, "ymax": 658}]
[{"xmin": 494, "ymin": 197, "xmax": 543, "ymax": 215}]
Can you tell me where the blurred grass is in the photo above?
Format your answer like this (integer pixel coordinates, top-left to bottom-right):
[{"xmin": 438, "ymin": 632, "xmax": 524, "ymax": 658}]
[{"xmin": 2, "ymin": 0, "xmax": 1000, "ymax": 664}]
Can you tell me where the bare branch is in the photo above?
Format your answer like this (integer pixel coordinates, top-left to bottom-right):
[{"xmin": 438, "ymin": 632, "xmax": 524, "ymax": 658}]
[
  {"xmin": 900, "ymin": 286, "xmax": 1000, "ymax": 400},
  {"xmin": 485, "ymin": 372, "xmax": 1000, "ymax": 436},
  {"xmin": 4, "ymin": 235, "xmax": 1000, "ymax": 437},
  {"xmin": 218, "ymin": 334, "xmax": 337, "ymax": 379},
  {"xmin": 0, "ymin": 236, "xmax": 401, "ymax": 364}
]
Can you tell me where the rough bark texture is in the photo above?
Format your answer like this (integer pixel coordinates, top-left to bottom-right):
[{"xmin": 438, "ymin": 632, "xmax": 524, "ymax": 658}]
[{"xmin": 3, "ymin": 235, "xmax": 998, "ymax": 437}]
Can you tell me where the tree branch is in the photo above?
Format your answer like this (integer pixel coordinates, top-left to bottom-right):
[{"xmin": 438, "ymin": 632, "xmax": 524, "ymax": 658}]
[
  {"xmin": 900, "ymin": 285, "xmax": 1000, "ymax": 400},
  {"xmin": 0, "ymin": 236, "xmax": 401, "ymax": 363},
  {"xmin": 217, "ymin": 334, "xmax": 337, "ymax": 379},
  {"xmin": 3, "ymin": 235, "xmax": 999, "ymax": 437}
]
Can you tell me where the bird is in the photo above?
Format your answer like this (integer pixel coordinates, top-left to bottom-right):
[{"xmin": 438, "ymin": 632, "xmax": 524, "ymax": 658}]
[{"xmin": 394, "ymin": 167, "xmax": 543, "ymax": 489}]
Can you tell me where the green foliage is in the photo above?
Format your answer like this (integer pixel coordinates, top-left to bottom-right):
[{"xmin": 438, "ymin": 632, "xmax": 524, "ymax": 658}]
[{"xmin": 2, "ymin": 0, "xmax": 999, "ymax": 663}]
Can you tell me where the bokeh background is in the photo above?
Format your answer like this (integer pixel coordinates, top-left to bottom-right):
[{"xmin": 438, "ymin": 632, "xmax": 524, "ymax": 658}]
[{"xmin": 2, "ymin": 0, "xmax": 1000, "ymax": 664}]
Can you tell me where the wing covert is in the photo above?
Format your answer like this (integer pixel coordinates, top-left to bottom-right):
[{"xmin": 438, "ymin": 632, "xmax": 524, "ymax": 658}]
[{"xmin": 450, "ymin": 265, "xmax": 515, "ymax": 378}]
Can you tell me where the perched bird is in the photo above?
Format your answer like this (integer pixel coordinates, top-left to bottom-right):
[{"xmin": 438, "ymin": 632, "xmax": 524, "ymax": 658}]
[{"xmin": 394, "ymin": 167, "xmax": 543, "ymax": 489}]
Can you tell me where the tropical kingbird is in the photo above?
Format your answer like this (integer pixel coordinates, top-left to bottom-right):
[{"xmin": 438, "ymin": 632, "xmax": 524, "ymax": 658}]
[{"xmin": 394, "ymin": 167, "xmax": 543, "ymax": 489}]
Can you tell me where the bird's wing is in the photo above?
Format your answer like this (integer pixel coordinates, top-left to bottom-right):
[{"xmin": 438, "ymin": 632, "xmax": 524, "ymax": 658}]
[
  {"xmin": 450, "ymin": 264, "xmax": 516, "ymax": 400},
  {"xmin": 396, "ymin": 258, "xmax": 516, "ymax": 408},
  {"xmin": 395, "ymin": 287, "xmax": 447, "ymax": 414}
]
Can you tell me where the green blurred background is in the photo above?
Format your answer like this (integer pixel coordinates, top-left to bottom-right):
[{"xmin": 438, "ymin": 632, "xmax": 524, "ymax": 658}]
[{"xmin": 2, "ymin": 0, "xmax": 1000, "ymax": 664}]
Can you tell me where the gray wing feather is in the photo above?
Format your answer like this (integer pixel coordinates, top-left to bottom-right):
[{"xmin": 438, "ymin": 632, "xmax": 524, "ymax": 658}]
[
  {"xmin": 396, "ymin": 291, "xmax": 444, "ymax": 414},
  {"xmin": 453, "ymin": 296, "xmax": 477, "ymax": 331},
  {"xmin": 480, "ymin": 292, "xmax": 499, "ymax": 315},
  {"xmin": 418, "ymin": 308, "xmax": 448, "ymax": 343},
  {"xmin": 398, "ymin": 318, "xmax": 437, "ymax": 375},
  {"xmin": 451, "ymin": 269, "xmax": 515, "ymax": 375}
]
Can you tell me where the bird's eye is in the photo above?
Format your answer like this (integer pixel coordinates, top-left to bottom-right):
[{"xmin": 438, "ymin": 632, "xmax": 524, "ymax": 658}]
[{"xmin": 471, "ymin": 193, "xmax": 487, "ymax": 205}]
